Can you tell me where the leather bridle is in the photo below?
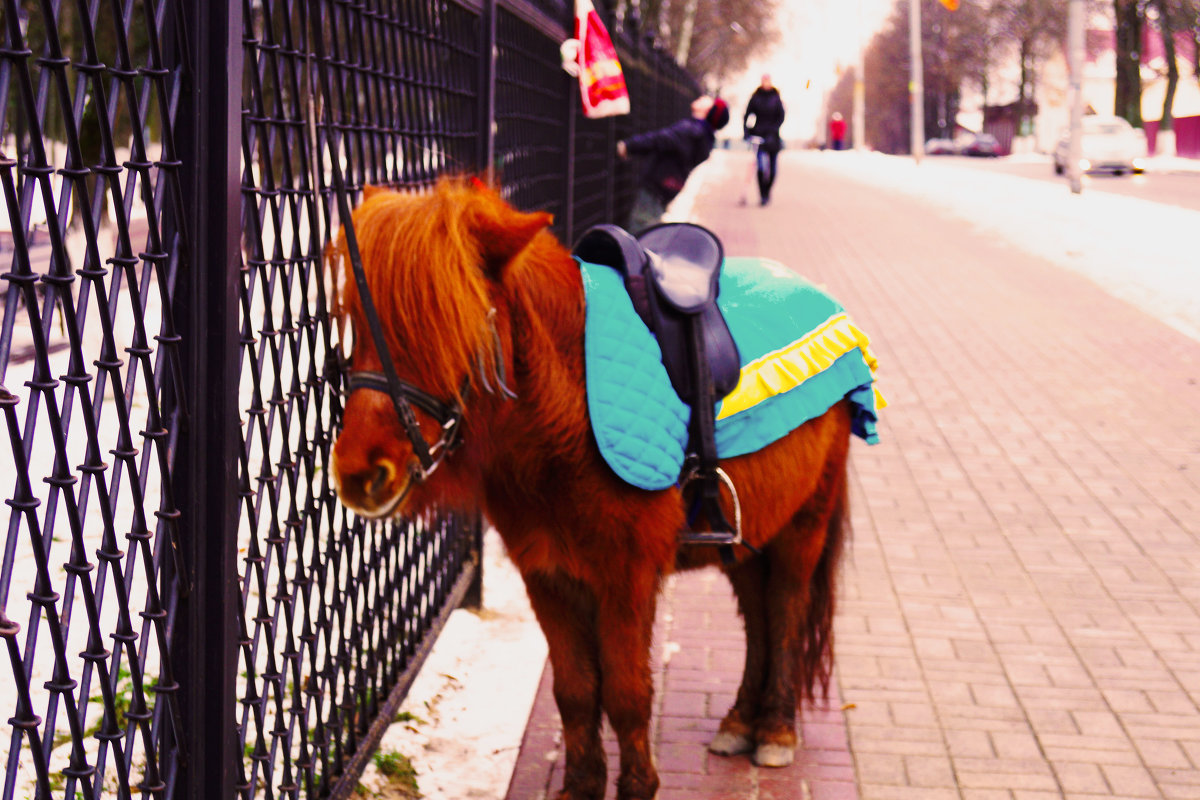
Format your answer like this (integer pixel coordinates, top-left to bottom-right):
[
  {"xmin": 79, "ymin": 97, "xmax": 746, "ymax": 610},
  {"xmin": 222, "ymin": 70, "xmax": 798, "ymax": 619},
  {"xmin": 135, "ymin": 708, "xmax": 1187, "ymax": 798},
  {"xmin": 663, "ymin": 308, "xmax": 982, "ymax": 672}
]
[
  {"xmin": 334, "ymin": 186, "xmax": 465, "ymax": 484},
  {"xmin": 338, "ymin": 243, "xmax": 520, "ymax": 483},
  {"xmin": 312, "ymin": 20, "xmax": 472, "ymax": 485}
]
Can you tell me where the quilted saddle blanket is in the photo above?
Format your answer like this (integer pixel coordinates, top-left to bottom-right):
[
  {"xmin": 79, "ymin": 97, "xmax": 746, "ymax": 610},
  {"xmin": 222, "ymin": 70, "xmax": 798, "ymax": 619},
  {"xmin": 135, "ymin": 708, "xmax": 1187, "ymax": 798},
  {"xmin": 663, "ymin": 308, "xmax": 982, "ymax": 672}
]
[{"xmin": 580, "ymin": 255, "xmax": 885, "ymax": 491}]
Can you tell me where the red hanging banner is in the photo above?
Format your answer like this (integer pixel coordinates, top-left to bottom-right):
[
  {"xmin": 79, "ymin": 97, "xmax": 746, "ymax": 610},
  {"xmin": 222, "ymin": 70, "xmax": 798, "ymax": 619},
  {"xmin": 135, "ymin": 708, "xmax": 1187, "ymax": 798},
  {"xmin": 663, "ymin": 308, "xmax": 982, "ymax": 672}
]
[{"xmin": 572, "ymin": 0, "xmax": 630, "ymax": 118}]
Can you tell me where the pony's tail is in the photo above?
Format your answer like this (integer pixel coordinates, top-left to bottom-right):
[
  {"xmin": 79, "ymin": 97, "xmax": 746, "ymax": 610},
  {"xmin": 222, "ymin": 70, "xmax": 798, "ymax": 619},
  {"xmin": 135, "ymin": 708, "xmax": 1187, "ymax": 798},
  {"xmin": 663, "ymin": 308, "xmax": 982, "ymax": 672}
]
[{"xmin": 798, "ymin": 458, "xmax": 850, "ymax": 704}]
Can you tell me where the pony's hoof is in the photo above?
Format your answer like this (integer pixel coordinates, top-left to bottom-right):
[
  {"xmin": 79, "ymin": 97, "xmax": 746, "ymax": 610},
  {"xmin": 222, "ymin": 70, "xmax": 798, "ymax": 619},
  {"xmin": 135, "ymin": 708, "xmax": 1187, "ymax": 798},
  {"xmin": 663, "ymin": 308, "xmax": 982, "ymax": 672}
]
[
  {"xmin": 753, "ymin": 743, "xmax": 795, "ymax": 768},
  {"xmin": 708, "ymin": 730, "xmax": 754, "ymax": 756}
]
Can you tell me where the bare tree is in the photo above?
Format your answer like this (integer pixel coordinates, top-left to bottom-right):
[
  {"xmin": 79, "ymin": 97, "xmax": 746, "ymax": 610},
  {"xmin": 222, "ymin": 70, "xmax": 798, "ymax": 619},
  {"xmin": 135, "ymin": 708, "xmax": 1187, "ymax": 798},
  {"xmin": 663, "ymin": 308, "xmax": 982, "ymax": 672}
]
[
  {"xmin": 1189, "ymin": 0, "xmax": 1200, "ymax": 82},
  {"xmin": 1154, "ymin": 0, "xmax": 1180, "ymax": 133},
  {"xmin": 1148, "ymin": 0, "xmax": 1198, "ymax": 133},
  {"xmin": 626, "ymin": 0, "xmax": 781, "ymax": 86},
  {"xmin": 851, "ymin": 0, "xmax": 994, "ymax": 153},
  {"xmin": 929, "ymin": 0, "xmax": 995, "ymax": 137},
  {"xmin": 864, "ymin": 13, "xmax": 914, "ymax": 154},
  {"xmin": 989, "ymin": 0, "xmax": 1067, "ymax": 134}
]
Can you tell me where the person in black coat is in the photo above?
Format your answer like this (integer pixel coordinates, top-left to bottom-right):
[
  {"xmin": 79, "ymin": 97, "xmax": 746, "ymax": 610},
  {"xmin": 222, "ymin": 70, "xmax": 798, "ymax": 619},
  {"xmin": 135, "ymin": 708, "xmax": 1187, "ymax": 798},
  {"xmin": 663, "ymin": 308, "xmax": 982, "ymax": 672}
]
[
  {"xmin": 742, "ymin": 74, "xmax": 786, "ymax": 205},
  {"xmin": 617, "ymin": 95, "xmax": 730, "ymax": 231}
]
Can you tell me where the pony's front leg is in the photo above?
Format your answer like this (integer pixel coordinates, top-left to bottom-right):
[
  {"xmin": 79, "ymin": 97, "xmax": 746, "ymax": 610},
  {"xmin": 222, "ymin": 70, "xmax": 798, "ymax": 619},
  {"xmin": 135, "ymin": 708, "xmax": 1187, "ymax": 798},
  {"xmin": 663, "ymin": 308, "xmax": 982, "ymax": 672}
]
[
  {"xmin": 597, "ymin": 581, "xmax": 660, "ymax": 800},
  {"xmin": 522, "ymin": 571, "xmax": 607, "ymax": 800}
]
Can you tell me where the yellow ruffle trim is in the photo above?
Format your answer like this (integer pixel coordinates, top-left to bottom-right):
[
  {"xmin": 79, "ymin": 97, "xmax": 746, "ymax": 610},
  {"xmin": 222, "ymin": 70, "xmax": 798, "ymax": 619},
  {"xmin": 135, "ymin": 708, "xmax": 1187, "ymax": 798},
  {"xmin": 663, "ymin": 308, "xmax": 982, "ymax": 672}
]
[{"xmin": 716, "ymin": 312, "xmax": 887, "ymax": 421}]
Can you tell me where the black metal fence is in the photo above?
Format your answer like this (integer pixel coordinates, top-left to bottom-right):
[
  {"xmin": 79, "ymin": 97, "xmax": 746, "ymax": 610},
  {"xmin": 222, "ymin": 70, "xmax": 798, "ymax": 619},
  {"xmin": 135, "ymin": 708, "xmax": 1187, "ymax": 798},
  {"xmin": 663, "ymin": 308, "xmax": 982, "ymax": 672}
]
[{"xmin": 0, "ymin": 0, "xmax": 698, "ymax": 797}]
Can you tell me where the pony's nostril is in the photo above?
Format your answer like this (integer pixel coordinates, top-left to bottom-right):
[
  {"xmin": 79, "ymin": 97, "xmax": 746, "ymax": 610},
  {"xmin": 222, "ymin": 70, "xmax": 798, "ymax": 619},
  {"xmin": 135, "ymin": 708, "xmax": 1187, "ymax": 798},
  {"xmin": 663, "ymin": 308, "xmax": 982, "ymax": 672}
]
[{"xmin": 367, "ymin": 461, "xmax": 396, "ymax": 497}]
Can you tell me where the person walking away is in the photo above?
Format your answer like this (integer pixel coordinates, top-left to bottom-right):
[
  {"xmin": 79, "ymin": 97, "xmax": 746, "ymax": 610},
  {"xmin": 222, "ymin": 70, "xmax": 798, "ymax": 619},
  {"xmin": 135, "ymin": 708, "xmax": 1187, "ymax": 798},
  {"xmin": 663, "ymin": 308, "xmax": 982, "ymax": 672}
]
[
  {"xmin": 829, "ymin": 112, "xmax": 847, "ymax": 150},
  {"xmin": 743, "ymin": 74, "xmax": 786, "ymax": 205},
  {"xmin": 617, "ymin": 95, "xmax": 730, "ymax": 231}
]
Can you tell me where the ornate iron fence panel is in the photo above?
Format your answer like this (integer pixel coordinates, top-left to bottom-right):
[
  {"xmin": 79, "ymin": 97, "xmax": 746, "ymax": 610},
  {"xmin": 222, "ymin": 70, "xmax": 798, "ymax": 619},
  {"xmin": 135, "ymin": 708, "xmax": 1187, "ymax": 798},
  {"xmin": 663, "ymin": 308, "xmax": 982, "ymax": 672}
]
[
  {"xmin": 237, "ymin": 1, "xmax": 484, "ymax": 797},
  {"xmin": 0, "ymin": 0, "xmax": 698, "ymax": 797},
  {"xmin": 0, "ymin": 0, "xmax": 194, "ymax": 795}
]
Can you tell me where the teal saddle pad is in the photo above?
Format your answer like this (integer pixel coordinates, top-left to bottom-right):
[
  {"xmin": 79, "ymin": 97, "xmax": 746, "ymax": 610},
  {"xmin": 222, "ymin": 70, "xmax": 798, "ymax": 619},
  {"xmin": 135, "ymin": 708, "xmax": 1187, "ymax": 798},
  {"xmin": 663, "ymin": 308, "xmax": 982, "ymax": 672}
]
[{"xmin": 580, "ymin": 256, "xmax": 882, "ymax": 491}]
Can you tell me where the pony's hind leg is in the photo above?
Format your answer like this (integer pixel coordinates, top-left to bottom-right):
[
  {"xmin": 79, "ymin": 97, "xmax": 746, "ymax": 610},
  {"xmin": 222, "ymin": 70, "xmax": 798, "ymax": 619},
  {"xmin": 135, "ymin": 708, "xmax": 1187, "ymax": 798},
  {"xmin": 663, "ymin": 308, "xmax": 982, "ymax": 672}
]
[
  {"xmin": 710, "ymin": 556, "xmax": 769, "ymax": 758},
  {"xmin": 522, "ymin": 572, "xmax": 607, "ymax": 800},
  {"xmin": 754, "ymin": 457, "xmax": 849, "ymax": 768}
]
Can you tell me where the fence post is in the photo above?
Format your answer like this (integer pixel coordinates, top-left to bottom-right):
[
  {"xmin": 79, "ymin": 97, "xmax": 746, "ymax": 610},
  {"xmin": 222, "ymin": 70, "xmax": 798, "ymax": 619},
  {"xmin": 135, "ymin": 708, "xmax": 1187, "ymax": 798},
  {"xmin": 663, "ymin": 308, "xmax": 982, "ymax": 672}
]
[
  {"xmin": 606, "ymin": 116, "xmax": 616, "ymax": 224},
  {"xmin": 565, "ymin": 93, "xmax": 577, "ymax": 242},
  {"xmin": 462, "ymin": 0, "xmax": 499, "ymax": 611},
  {"xmin": 479, "ymin": 0, "xmax": 497, "ymax": 185},
  {"xmin": 170, "ymin": 0, "xmax": 243, "ymax": 797},
  {"xmin": 563, "ymin": 2, "xmax": 583, "ymax": 242}
]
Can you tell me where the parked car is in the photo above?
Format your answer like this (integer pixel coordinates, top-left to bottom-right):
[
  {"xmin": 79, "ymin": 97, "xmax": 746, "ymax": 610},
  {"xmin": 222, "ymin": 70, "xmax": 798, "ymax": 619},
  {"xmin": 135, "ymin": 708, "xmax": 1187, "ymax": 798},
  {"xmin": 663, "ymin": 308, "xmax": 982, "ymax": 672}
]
[
  {"xmin": 961, "ymin": 133, "xmax": 1000, "ymax": 157},
  {"xmin": 925, "ymin": 138, "xmax": 957, "ymax": 155},
  {"xmin": 1053, "ymin": 115, "xmax": 1147, "ymax": 175}
]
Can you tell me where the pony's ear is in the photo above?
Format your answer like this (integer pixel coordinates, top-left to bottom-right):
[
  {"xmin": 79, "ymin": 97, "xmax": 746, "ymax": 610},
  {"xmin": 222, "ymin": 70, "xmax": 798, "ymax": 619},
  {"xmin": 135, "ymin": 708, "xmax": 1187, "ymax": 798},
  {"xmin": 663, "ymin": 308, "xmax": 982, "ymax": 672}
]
[
  {"xmin": 362, "ymin": 184, "xmax": 392, "ymax": 201},
  {"xmin": 469, "ymin": 196, "xmax": 553, "ymax": 273}
]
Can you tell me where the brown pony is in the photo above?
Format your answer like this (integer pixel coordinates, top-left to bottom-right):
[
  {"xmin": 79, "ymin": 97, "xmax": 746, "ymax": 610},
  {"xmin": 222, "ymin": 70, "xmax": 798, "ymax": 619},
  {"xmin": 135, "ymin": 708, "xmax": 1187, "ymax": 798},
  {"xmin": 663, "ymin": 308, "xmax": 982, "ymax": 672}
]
[{"xmin": 330, "ymin": 178, "xmax": 852, "ymax": 800}]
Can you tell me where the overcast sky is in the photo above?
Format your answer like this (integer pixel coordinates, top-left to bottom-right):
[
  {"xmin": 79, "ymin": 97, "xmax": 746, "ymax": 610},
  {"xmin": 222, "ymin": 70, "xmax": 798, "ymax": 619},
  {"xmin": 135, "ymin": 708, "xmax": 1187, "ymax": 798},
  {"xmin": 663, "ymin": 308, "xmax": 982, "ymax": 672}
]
[{"xmin": 725, "ymin": 0, "xmax": 898, "ymax": 139}]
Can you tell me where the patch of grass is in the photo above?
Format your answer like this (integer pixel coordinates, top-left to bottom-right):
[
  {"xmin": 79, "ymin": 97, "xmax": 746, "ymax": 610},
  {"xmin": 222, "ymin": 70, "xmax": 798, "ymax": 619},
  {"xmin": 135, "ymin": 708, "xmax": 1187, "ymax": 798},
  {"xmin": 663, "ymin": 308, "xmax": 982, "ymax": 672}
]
[
  {"xmin": 46, "ymin": 771, "xmax": 66, "ymax": 792},
  {"xmin": 85, "ymin": 666, "xmax": 156, "ymax": 740},
  {"xmin": 392, "ymin": 710, "xmax": 426, "ymax": 726},
  {"xmin": 372, "ymin": 750, "xmax": 420, "ymax": 798}
]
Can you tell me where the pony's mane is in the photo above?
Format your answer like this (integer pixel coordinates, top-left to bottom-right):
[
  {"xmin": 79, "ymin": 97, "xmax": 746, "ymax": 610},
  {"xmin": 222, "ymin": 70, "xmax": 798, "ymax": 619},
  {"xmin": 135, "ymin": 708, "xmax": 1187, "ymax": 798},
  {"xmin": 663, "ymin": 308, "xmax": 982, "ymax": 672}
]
[{"xmin": 330, "ymin": 178, "xmax": 496, "ymax": 403}]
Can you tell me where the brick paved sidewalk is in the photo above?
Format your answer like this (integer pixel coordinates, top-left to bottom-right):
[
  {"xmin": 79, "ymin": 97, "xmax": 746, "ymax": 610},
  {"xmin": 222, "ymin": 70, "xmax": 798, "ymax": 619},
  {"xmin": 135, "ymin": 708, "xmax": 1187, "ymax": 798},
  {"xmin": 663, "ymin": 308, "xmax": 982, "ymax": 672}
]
[{"xmin": 506, "ymin": 151, "xmax": 1200, "ymax": 799}]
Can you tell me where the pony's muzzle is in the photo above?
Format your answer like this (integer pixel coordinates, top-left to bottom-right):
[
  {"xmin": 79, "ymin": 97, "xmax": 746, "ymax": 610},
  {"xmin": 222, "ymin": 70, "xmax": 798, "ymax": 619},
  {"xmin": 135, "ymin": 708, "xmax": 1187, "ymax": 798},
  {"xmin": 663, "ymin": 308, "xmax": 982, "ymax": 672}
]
[{"xmin": 330, "ymin": 445, "xmax": 412, "ymax": 519}]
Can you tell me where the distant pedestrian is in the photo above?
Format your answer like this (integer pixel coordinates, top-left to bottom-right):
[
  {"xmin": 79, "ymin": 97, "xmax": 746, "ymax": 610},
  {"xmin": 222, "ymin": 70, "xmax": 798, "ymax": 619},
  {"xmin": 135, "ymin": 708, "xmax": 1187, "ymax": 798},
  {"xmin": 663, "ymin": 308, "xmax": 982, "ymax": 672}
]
[
  {"xmin": 829, "ymin": 112, "xmax": 847, "ymax": 151},
  {"xmin": 616, "ymin": 95, "xmax": 730, "ymax": 231},
  {"xmin": 743, "ymin": 73, "xmax": 786, "ymax": 205}
]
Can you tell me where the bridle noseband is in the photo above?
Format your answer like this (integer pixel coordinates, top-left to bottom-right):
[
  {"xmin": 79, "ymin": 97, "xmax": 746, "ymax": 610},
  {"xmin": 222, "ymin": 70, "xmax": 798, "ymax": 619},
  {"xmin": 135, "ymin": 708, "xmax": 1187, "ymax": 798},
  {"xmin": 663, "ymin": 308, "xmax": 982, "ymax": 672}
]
[{"xmin": 344, "ymin": 368, "xmax": 465, "ymax": 482}]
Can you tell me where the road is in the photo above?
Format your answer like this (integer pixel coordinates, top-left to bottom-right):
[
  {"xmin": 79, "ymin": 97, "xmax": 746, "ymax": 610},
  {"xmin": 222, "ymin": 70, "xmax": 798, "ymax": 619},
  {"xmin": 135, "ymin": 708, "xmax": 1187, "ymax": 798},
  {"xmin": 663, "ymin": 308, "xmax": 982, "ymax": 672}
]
[{"xmin": 930, "ymin": 153, "xmax": 1200, "ymax": 212}]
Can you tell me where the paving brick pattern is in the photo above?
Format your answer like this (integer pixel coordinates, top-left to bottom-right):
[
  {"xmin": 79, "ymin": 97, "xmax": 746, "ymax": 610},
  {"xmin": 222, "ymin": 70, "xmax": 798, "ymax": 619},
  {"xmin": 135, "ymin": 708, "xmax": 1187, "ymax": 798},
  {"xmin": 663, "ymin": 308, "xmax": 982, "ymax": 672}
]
[{"xmin": 506, "ymin": 151, "xmax": 1200, "ymax": 799}]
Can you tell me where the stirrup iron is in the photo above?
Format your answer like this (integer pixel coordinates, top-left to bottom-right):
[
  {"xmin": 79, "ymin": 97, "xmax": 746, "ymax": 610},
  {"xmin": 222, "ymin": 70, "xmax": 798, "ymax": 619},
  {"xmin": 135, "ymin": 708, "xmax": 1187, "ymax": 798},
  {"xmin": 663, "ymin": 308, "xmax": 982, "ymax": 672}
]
[{"xmin": 678, "ymin": 464, "xmax": 753, "ymax": 552}]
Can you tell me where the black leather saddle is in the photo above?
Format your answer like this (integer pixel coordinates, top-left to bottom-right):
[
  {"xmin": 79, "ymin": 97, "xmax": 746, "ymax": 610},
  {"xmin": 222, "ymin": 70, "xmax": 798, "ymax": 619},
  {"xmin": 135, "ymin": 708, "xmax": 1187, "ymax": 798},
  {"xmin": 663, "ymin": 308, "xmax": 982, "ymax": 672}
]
[
  {"xmin": 574, "ymin": 223, "xmax": 751, "ymax": 558},
  {"xmin": 574, "ymin": 223, "xmax": 740, "ymax": 403}
]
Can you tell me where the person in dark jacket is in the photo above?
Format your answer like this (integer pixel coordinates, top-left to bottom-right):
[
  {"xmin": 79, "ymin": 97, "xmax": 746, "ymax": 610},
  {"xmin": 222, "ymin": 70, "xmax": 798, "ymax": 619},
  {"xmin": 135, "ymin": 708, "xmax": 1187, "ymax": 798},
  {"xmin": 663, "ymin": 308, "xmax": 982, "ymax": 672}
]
[
  {"xmin": 742, "ymin": 74, "xmax": 786, "ymax": 205},
  {"xmin": 617, "ymin": 95, "xmax": 730, "ymax": 231}
]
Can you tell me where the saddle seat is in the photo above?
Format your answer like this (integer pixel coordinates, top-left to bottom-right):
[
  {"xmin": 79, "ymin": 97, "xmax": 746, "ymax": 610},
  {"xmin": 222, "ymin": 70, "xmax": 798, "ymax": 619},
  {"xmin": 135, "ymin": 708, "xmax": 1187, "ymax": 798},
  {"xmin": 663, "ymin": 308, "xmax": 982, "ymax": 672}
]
[
  {"xmin": 573, "ymin": 223, "xmax": 740, "ymax": 405},
  {"xmin": 574, "ymin": 223, "xmax": 745, "ymax": 553}
]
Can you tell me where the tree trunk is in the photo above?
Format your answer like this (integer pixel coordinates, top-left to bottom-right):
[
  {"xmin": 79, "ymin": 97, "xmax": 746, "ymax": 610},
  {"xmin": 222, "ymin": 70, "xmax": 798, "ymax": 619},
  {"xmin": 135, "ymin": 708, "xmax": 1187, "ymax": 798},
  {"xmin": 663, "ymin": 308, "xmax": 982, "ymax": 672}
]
[
  {"xmin": 1114, "ymin": 0, "xmax": 1144, "ymax": 125},
  {"xmin": 1154, "ymin": 0, "xmax": 1178, "ymax": 131},
  {"xmin": 675, "ymin": 0, "xmax": 699, "ymax": 65},
  {"xmin": 1018, "ymin": 39, "xmax": 1033, "ymax": 132}
]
